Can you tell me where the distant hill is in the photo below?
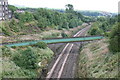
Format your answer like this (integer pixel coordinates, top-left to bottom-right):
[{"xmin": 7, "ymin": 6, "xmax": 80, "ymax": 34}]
[
  {"xmin": 52, "ymin": 9, "xmax": 117, "ymax": 17},
  {"xmin": 77, "ymin": 10, "xmax": 117, "ymax": 17},
  {"xmin": 12, "ymin": 5, "xmax": 117, "ymax": 17}
]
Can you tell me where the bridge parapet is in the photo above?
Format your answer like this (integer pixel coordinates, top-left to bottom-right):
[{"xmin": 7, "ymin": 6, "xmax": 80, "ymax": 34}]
[{"xmin": 3, "ymin": 36, "xmax": 104, "ymax": 47}]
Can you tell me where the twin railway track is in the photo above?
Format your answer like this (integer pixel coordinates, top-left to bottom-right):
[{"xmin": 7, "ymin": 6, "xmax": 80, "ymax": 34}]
[{"xmin": 46, "ymin": 24, "xmax": 91, "ymax": 79}]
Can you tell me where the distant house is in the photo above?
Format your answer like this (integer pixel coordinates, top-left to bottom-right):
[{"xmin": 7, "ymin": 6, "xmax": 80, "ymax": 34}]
[
  {"xmin": 15, "ymin": 9, "xmax": 25, "ymax": 13},
  {"xmin": 0, "ymin": 0, "xmax": 12, "ymax": 21}
]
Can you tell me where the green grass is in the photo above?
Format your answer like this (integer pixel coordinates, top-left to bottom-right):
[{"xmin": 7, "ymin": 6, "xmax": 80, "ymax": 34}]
[{"xmin": 77, "ymin": 39, "xmax": 119, "ymax": 78}]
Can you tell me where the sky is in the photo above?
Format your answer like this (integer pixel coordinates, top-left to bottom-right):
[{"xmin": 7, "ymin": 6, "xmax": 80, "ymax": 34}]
[{"xmin": 9, "ymin": 0, "xmax": 119, "ymax": 13}]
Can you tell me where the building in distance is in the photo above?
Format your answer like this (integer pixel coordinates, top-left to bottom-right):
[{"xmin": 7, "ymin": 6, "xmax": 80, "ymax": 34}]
[{"xmin": 0, "ymin": 0, "xmax": 12, "ymax": 21}]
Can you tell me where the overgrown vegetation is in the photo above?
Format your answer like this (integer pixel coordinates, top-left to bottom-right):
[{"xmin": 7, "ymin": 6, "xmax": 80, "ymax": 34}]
[
  {"xmin": 12, "ymin": 47, "xmax": 39, "ymax": 69},
  {"xmin": 78, "ymin": 14, "xmax": 119, "ymax": 78},
  {"xmin": 1, "ymin": 4, "xmax": 119, "ymax": 79},
  {"xmin": 61, "ymin": 32, "xmax": 68, "ymax": 38},
  {"xmin": 34, "ymin": 42, "xmax": 47, "ymax": 49},
  {"xmin": 88, "ymin": 16, "xmax": 117, "ymax": 36},
  {"xmin": 109, "ymin": 19, "xmax": 120, "ymax": 52},
  {"xmin": 1, "ymin": 4, "xmax": 93, "ymax": 36},
  {"xmin": 1, "ymin": 44, "xmax": 54, "ymax": 78},
  {"xmin": 78, "ymin": 39, "xmax": 119, "ymax": 78},
  {"xmin": 88, "ymin": 14, "xmax": 119, "ymax": 53}
]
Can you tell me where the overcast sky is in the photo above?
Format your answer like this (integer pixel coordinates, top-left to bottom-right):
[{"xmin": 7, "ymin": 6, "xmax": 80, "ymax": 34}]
[{"xmin": 9, "ymin": 0, "xmax": 119, "ymax": 13}]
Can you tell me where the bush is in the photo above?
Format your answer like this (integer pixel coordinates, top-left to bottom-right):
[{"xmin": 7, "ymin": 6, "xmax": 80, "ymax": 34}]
[
  {"xmin": 109, "ymin": 23, "xmax": 120, "ymax": 52},
  {"xmin": 61, "ymin": 32, "xmax": 68, "ymax": 38},
  {"xmin": 35, "ymin": 42, "xmax": 47, "ymax": 49},
  {"xmin": 12, "ymin": 47, "xmax": 39, "ymax": 69},
  {"xmin": 88, "ymin": 22, "xmax": 103, "ymax": 35},
  {"xmin": 2, "ymin": 46, "xmax": 12, "ymax": 57},
  {"xmin": 109, "ymin": 36, "xmax": 120, "ymax": 52}
]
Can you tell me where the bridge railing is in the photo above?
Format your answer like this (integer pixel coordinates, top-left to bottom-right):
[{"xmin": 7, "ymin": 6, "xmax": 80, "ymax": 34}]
[{"xmin": 2, "ymin": 36, "xmax": 104, "ymax": 47}]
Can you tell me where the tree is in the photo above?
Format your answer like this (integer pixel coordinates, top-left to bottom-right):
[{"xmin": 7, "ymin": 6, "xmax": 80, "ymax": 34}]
[
  {"xmin": 89, "ymin": 22, "xmax": 103, "ymax": 35},
  {"xmin": 61, "ymin": 32, "xmax": 68, "ymax": 38},
  {"xmin": 2, "ymin": 46, "xmax": 12, "ymax": 57},
  {"xmin": 109, "ymin": 23, "xmax": 120, "ymax": 52},
  {"xmin": 37, "ymin": 17, "xmax": 49, "ymax": 29},
  {"xmin": 8, "ymin": 5, "xmax": 17, "ymax": 13},
  {"xmin": 100, "ymin": 21, "xmax": 109, "ymax": 32},
  {"xmin": 19, "ymin": 12, "xmax": 34, "ymax": 22},
  {"xmin": 35, "ymin": 42, "xmax": 47, "ymax": 49},
  {"xmin": 9, "ymin": 19, "xmax": 20, "ymax": 32},
  {"xmin": 65, "ymin": 4, "xmax": 74, "ymax": 13},
  {"xmin": 13, "ymin": 47, "xmax": 39, "ymax": 69},
  {"xmin": 69, "ymin": 18, "xmax": 78, "ymax": 28}
]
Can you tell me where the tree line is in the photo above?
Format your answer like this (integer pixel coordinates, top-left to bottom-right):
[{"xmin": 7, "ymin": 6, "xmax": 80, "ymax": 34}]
[{"xmin": 88, "ymin": 15, "xmax": 120, "ymax": 53}]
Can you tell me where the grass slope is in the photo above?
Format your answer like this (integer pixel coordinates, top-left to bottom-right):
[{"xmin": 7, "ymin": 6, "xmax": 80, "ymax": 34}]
[{"xmin": 78, "ymin": 39, "xmax": 119, "ymax": 78}]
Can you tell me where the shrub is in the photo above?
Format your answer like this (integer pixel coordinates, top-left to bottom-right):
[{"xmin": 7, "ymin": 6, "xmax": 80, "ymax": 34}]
[
  {"xmin": 109, "ymin": 36, "xmax": 120, "ymax": 53},
  {"xmin": 2, "ymin": 46, "xmax": 12, "ymax": 57},
  {"xmin": 61, "ymin": 32, "xmax": 68, "ymax": 38},
  {"xmin": 109, "ymin": 23, "xmax": 120, "ymax": 52},
  {"xmin": 35, "ymin": 42, "xmax": 47, "ymax": 49},
  {"xmin": 11, "ymin": 46, "xmax": 17, "ymax": 49},
  {"xmin": 12, "ymin": 47, "xmax": 39, "ymax": 69}
]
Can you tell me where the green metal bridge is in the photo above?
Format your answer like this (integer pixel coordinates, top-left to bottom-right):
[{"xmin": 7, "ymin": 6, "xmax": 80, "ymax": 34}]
[{"xmin": 3, "ymin": 36, "xmax": 104, "ymax": 47}]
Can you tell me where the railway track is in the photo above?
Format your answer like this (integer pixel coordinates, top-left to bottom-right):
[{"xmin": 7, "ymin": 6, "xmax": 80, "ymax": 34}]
[{"xmin": 46, "ymin": 24, "xmax": 91, "ymax": 79}]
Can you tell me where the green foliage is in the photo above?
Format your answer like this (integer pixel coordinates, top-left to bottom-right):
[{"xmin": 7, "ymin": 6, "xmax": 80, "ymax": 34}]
[
  {"xmin": 2, "ymin": 28, "xmax": 11, "ymax": 36},
  {"xmin": 118, "ymin": 14, "xmax": 120, "ymax": 22},
  {"xmin": 3, "ymin": 5, "xmax": 85, "ymax": 36},
  {"xmin": 97, "ymin": 17, "xmax": 106, "ymax": 22},
  {"xmin": 61, "ymin": 32, "xmax": 68, "ymax": 38},
  {"xmin": 2, "ymin": 46, "xmax": 12, "ymax": 57},
  {"xmin": 89, "ymin": 15, "xmax": 118, "ymax": 36},
  {"xmin": 37, "ymin": 16, "xmax": 49, "ymax": 28},
  {"xmin": 2, "ymin": 57, "xmax": 37, "ymax": 78},
  {"xmin": 90, "ymin": 27, "xmax": 102, "ymax": 35},
  {"xmin": 2, "ymin": 69, "xmax": 37, "ymax": 78},
  {"xmin": 1, "ymin": 21, "xmax": 12, "ymax": 36},
  {"xmin": 65, "ymin": 4, "xmax": 74, "ymax": 13},
  {"xmin": 19, "ymin": 12, "xmax": 34, "ymax": 22},
  {"xmin": 9, "ymin": 19, "xmax": 20, "ymax": 32},
  {"xmin": 83, "ymin": 16, "xmax": 95, "ymax": 23},
  {"xmin": 12, "ymin": 47, "xmax": 39, "ymax": 69},
  {"xmin": 14, "ymin": 12, "xmax": 21, "ymax": 19},
  {"xmin": 60, "ymin": 21, "xmax": 69, "ymax": 29},
  {"xmin": 100, "ymin": 21, "xmax": 109, "ymax": 32},
  {"xmin": 78, "ymin": 40, "xmax": 119, "ymax": 78},
  {"xmin": 34, "ymin": 7, "xmax": 83, "ymax": 29},
  {"xmin": 69, "ymin": 18, "xmax": 82, "ymax": 28},
  {"xmin": 35, "ymin": 42, "xmax": 47, "ymax": 49},
  {"xmin": 109, "ymin": 36, "xmax": 120, "ymax": 52},
  {"xmin": 89, "ymin": 22, "xmax": 103, "ymax": 35},
  {"xmin": 8, "ymin": 5, "xmax": 17, "ymax": 13},
  {"xmin": 1, "ymin": 19, "xmax": 22, "ymax": 36},
  {"xmin": 1, "ymin": 45, "xmax": 54, "ymax": 78},
  {"xmin": 14, "ymin": 11, "xmax": 34, "ymax": 23},
  {"xmin": 109, "ymin": 23, "xmax": 120, "ymax": 52}
]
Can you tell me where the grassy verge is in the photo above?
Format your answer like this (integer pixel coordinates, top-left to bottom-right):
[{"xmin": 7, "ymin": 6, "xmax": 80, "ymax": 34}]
[{"xmin": 77, "ymin": 39, "xmax": 119, "ymax": 78}]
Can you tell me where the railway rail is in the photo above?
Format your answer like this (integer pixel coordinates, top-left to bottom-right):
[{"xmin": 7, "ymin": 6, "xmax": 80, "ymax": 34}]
[{"xmin": 46, "ymin": 24, "xmax": 91, "ymax": 79}]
